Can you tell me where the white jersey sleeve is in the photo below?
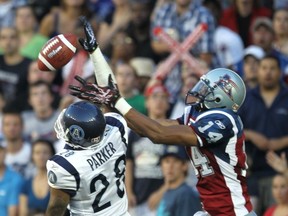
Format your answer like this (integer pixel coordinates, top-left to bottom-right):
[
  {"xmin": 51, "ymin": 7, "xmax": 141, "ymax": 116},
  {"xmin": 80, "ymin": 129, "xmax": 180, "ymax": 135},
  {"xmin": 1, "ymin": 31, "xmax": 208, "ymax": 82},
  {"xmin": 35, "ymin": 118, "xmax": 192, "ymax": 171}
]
[{"xmin": 47, "ymin": 153, "xmax": 80, "ymax": 196}]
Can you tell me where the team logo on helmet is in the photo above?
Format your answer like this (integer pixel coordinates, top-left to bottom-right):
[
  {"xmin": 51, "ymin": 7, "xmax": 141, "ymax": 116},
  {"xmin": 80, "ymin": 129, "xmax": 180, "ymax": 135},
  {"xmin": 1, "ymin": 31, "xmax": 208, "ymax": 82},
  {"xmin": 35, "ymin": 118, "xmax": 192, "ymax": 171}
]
[
  {"xmin": 215, "ymin": 74, "xmax": 238, "ymax": 101},
  {"xmin": 69, "ymin": 125, "xmax": 85, "ymax": 141}
]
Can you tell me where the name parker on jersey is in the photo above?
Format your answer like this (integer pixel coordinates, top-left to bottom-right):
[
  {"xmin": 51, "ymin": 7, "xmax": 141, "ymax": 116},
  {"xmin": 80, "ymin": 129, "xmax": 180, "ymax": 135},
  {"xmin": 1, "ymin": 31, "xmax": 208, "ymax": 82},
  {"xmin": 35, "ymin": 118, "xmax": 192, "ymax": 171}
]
[{"xmin": 87, "ymin": 142, "xmax": 116, "ymax": 171}]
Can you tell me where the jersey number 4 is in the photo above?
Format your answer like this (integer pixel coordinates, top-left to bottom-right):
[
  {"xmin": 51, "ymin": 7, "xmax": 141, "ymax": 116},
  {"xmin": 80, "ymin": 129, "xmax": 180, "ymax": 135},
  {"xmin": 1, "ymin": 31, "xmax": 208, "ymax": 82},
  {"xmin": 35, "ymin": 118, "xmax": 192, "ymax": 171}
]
[
  {"xmin": 90, "ymin": 154, "xmax": 126, "ymax": 213},
  {"xmin": 191, "ymin": 121, "xmax": 221, "ymax": 177}
]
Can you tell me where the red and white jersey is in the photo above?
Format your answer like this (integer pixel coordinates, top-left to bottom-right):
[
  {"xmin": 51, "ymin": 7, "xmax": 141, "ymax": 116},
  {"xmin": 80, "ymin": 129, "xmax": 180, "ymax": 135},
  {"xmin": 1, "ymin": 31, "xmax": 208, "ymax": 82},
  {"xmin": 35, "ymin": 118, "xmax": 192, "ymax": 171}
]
[
  {"xmin": 47, "ymin": 113, "xmax": 130, "ymax": 216},
  {"xmin": 178, "ymin": 107, "xmax": 253, "ymax": 216}
]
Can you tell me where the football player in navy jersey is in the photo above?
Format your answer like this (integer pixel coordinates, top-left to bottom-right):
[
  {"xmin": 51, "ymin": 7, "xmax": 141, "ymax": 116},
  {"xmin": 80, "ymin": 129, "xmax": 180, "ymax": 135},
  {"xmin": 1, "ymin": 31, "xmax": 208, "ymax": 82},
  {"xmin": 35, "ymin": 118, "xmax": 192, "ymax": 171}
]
[
  {"xmin": 70, "ymin": 17, "xmax": 257, "ymax": 216},
  {"xmin": 45, "ymin": 101, "xmax": 130, "ymax": 216}
]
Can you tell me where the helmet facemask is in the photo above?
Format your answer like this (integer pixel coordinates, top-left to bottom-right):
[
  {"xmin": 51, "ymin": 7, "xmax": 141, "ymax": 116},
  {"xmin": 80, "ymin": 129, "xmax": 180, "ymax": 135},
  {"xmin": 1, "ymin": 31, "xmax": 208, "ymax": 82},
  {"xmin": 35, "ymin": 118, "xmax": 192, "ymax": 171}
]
[
  {"xmin": 185, "ymin": 75, "xmax": 218, "ymax": 111},
  {"xmin": 54, "ymin": 109, "xmax": 67, "ymax": 141}
]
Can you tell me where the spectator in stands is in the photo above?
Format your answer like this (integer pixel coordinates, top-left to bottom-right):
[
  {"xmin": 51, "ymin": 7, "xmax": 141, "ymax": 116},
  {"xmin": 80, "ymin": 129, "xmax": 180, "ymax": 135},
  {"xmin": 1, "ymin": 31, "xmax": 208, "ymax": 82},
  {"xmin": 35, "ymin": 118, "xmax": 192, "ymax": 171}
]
[
  {"xmin": 28, "ymin": 0, "xmax": 59, "ymax": 23},
  {"xmin": 242, "ymin": 45, "xmax": 265, "ymax": 89},
  {"xmin": 110, "ymin": 29, "xmax": 136, "ymax": 68},
  {"xmin": 27, "ymin": 62, "xmax": 57, "ymax": 87},
  {"xmin": 10, "ymin": 60, "xmax": 61, "ymax": 112},
  {"xmin": 97, "ymin": 0, "xmax": 131, "ymax": 55},
  {"xmin": 126, "ymin": 84, "xmax": 170, "ymax": 216},
  {"xmin": 239, "ymin": 55, "xmax": 288, "ymax": 215},
  {"xmin": 19, "ymin": 138, "xmax": 55, "ymax": 216},
  {"xmin": 39, "ymin": 0, "xmax": 97, "ymax": 38},
  {"xmin": 266, "ymin": 150, "xmax": 288, "ymax": 216},
  {"xmin": 126, "ymin": 0, "xmax": 160, "ymax": 63},
  {"xmin": 272, "ymin": 8, "xmax": 288, "ymax": 83},
  {"xmin": 15, "ymin": 4, "xmax": 48, "ymax": 60},
  {"xmin": 252, "ymin": 17, "xmax": 288, "ymax": 83},
  {"xmin": 157, "ymin": 145, "xmax": 202, "ymax": 216},
  {"xmin": 0, "ymin": 141, "xmax": 24, "ymax": 216},
  {"xmin": 114, "ymin": 62, "xmax": 146, "ymax": 114},
  {"xmin": 251, "ymin": 17, "xmax": 274, "ymax": 54},
  {"xmin": 151, "ymin": 0, "xmax": 215, "ymax": 104},
  {"xmin": 0, "ymin": 26, "xmax": 31, "ymax": 105},
  {"xmin": 204, "ymin": 0, "xmax": 245, "ymax": 71},
  {"xmin": 263, "ymin": 173, "xmax": 288, "ymax": 216},
  {"xmin": 22, "ymin": 81, "xmax": 60, "ymax": 142},
  {"xmin": 151, "ymin": 0, "xmax": 215, "ymax": 67},
  {"xmin": 220, "ymin": 0, "xmax": 271, "ymax": 47},
  {"xmin": 2, "ymin": 107, "xmax": 32, "ymax": 179},
  {"xmin": 273, "ymin": 8, "xmax": 288, "ymax": 56}
]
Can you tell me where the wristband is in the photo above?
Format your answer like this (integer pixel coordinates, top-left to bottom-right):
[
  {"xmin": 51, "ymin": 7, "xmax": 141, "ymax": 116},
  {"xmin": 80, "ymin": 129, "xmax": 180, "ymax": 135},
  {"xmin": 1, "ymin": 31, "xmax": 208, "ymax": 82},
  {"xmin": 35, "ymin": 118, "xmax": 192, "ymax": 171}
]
[
  {"xmin": 115, "ymin": 98, "xmax": 132, "ymax": 116},
  {"xmin": 90, "ymin": 48, "xmax": 117, "ymax": 87}
]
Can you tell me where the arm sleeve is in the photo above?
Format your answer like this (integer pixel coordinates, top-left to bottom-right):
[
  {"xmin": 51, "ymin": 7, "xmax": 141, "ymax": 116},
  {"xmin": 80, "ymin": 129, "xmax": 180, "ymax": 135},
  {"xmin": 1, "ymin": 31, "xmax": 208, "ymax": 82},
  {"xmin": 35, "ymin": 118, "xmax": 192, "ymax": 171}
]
[
  {"xmin": 192, "ymin": 111, "xmax": 234, "ymax": 147},
  {"xmin": 105, "ymin": 112, "xmax": 129, "ymax": 147},
  {"xmin": 46, "ymin": 156, "xmax": 79, "ymax": 197}
]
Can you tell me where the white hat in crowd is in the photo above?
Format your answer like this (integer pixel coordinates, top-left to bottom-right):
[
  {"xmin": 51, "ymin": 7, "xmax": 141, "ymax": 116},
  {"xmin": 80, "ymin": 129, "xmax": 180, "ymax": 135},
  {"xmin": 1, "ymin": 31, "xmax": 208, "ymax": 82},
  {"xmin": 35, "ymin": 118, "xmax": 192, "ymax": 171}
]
[
  {"xmin": 214, "ymin": 26, "xmax": 244, "ymax": 67},
  {"xmin": 130, "ymin": 57, "xmax": 155, "ymax": 77},
  {"xmin": 244, "ymin": 45, "xmax": 265, "ymax": 60}
]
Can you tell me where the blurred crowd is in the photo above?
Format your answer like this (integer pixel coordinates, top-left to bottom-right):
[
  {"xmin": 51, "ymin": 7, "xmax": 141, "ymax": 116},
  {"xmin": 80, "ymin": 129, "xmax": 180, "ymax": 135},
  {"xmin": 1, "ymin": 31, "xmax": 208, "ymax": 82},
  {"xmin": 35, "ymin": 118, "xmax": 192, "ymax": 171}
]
[{"xmin": 0, "ymin": 0, "xmax": 288, "ymax": 215}]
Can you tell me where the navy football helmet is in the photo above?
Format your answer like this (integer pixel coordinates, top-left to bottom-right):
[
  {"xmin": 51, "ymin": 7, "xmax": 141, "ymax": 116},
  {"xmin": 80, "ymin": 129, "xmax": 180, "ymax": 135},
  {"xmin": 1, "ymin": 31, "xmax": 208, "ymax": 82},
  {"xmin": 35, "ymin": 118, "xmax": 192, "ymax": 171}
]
[
  {"xmin": 185, "ymin": 68, "xmax": 246, "ymax": 112},
  {"xmin": 54, "ymin": 101, "xmax": 106, "ymax": 149}
]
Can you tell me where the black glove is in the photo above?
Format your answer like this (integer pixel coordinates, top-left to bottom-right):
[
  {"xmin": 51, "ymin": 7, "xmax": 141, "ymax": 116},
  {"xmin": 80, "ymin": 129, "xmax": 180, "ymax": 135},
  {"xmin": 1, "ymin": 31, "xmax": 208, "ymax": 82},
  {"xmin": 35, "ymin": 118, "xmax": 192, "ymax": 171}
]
[
  {"xmin": 69, "ymin": 75, "xmax": 121, "ymax": 108},
  {"xmin": 78, "ymin": 16, "xmax": 98, "ymax": 53}
]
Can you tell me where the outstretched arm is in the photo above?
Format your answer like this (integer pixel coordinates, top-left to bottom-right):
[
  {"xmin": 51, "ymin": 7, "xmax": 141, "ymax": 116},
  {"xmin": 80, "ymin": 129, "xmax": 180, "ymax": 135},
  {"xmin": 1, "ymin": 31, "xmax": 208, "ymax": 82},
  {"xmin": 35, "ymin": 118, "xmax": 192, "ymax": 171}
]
[
  {"xmin": 123, "ymin": 107, "xmax": 197, "ymax": 146},
  {"xmin": 46, "ymin": 188, "xmax": 70, "ymax": 216},
  {"xmin": 69, "ymin": 75, "xmax": 197, "ymax": 146},
  {"xmin": 76, "ymin": 17, "xmax": 197, "ymax": 146}
]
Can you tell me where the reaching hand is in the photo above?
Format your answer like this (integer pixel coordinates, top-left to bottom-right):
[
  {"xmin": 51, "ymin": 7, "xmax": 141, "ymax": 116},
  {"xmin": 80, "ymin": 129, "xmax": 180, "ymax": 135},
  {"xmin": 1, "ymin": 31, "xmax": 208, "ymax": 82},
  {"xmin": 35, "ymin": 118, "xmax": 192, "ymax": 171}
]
[
  {"xmin": 78, "ymin": 16, "xmax": 98, "ymax": 53},
  {"xmin": 69, "ymin": 75, "xmax": 121, "ymax": 108}
]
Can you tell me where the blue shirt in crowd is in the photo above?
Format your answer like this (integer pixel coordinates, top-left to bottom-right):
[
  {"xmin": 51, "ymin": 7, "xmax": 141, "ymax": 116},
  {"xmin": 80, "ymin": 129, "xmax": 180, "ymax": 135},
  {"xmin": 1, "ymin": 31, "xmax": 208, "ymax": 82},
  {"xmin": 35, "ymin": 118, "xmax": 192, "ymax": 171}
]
[
  {"xmin": 157, "ymin": 183, "xmax": 202, "ymax": 216},
  {"xmin": 239, "ymin": 84, "xmax": 288, "ymax": 177},
  {"xmin": 0, "ymin": 166, "xmax": 23, "ymax": 216},
  {"xmin": 21, "ymin": 177, "xmax": 50, "ymax": 213}
]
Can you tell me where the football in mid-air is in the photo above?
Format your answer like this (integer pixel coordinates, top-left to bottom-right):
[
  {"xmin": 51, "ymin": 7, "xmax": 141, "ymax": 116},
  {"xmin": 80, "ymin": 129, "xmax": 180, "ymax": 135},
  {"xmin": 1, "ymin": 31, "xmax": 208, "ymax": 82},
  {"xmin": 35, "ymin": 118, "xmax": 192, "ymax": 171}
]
[{"xmin": 38, "ymin": 33, "xmax": 77, "ymax": 71}]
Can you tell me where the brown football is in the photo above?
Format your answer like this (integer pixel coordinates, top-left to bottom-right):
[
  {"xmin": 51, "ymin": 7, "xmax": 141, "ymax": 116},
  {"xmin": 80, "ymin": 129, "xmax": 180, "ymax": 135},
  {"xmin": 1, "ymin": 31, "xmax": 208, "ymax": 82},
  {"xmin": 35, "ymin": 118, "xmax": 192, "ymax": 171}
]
[{"xmin": 38, "ymin": 33, "xmax": 77, "ymax": 71}]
